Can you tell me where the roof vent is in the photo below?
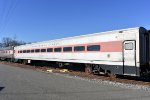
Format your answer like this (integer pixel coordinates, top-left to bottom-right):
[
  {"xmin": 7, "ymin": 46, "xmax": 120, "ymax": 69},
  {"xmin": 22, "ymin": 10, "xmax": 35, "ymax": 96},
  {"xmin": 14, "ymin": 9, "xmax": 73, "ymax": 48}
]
[{"xmin": 119, "ymin": 31, "xmax": 123, "ymax": 33}]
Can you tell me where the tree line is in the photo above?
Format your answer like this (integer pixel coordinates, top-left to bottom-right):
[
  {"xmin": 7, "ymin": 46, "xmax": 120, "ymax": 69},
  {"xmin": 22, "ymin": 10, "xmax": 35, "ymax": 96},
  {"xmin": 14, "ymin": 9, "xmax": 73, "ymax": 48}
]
[{"xmin": 0, "ymin": 37, "xmax": 26, "ymax": 48}]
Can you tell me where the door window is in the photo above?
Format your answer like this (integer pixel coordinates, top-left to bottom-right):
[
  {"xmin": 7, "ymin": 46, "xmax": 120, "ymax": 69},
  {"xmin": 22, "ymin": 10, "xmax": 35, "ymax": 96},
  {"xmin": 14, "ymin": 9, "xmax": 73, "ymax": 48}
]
[{"xmin": 125, "ymin": 42, "xmax": 133, "ymax": 50}]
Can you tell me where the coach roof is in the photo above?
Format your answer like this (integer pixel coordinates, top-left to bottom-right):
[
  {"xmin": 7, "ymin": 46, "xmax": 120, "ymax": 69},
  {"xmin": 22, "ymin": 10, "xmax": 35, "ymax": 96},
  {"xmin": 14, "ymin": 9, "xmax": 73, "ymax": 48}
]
[{"xmin": 17, "ymin": 27, "xmax": 143, "ymax": 47}]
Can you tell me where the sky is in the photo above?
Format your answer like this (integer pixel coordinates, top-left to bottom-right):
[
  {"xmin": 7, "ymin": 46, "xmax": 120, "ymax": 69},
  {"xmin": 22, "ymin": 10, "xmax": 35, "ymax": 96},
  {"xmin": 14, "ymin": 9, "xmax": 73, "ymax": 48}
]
[{"xmin": 0, "ymin": 0, "xmax": 150, "ymax": 43}]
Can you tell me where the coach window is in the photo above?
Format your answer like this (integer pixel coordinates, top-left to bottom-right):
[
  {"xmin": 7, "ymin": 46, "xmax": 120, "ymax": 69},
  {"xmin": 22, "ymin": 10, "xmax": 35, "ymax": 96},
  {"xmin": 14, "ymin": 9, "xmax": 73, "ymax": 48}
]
[
  {"xmin": 23, "ymin": 50, "xmax": 27, "ymax": 53},
  {"xmin": 87, "ymin": 45, "xmax": 100, "ymax": 51},
  {"xmin": 20, "ymin": 50, "xmax": 22, "ymax": 53},
  {"xmin": 47, "ymin": 48, "xmax": 53, "ymax": 52},
  {"xmin": 31, "ymin": 50, "xmax": 34, "ymax": 53},
  {"xmin": 74, "ymin": 46, "xmax": 85, "ymax": 51},
  {"xmin": 35, "ymin": 49, "xmax": 40, "ymax": 52},
  {"xmin": 63, "ymin": 47, "xmax": 72, "ymax": 52},
  {"xmin": 27, "ymin": 50, "xmax": 30, "ymax": 53},
  {"xmin": 41, "ymin": 49, "xmax": 46, "ymax": 52},
  {"xmin": 18, "ymin": 51, "xmax": 20, "ymax": 53},
  {"xmin": 54, "ymin": 48, "xmax": 62, "ymax": 52},
  {"xmin": 125, "ymin": 43, "xmax": 133, "ymax": 50}
]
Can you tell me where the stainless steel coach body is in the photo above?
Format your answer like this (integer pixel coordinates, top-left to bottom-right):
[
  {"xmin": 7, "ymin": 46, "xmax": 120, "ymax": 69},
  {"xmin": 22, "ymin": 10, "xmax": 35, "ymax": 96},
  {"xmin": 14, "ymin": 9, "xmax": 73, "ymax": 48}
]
[
  {"xmin": 0, "ymin": 46, "xmax": 14, "ymax": 60},
  {"xmin": 14, "ymin": 27, "xmax": 149, "ymax": 76}
]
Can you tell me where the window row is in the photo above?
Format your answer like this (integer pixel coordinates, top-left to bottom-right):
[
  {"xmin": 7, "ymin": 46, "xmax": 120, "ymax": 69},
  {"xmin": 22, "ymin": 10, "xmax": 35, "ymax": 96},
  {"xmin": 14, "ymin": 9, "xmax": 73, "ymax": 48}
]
[
  {"xmin": 0, "ymin": 50, "xmax": 11, "ymax": 54},
  {"xmin": 18, "ymin": 45, "xmax": 101, "ymax": 53}
]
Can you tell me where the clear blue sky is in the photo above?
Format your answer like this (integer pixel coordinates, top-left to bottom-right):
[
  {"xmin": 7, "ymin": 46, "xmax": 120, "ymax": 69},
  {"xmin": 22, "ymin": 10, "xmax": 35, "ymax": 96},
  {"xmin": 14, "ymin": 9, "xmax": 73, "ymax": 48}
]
[{"xmin": 0, "ymin": 0, "xmax": 150, "ymax": 42}]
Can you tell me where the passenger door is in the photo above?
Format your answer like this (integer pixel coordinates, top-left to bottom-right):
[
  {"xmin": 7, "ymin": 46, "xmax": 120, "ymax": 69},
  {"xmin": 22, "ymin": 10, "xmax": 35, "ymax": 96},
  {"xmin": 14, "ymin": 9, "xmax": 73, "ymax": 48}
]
[{"xmin": 123, "ymin": 41, "xmax": 136, "ymax": 75}]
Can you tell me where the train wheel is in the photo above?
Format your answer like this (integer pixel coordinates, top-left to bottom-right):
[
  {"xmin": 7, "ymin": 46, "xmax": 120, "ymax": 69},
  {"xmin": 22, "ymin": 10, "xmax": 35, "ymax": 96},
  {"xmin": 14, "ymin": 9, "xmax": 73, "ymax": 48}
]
[
  {"xmin": 85, "ymin": 64, "xmax": 92, "ymax": 74},
  {"xmin": 58, "ymin": 62, "xmax": 64, "ymax": 67},
  {"xmin": 23, "ymin": 59, "xmax": 28, "ymax": 65}
]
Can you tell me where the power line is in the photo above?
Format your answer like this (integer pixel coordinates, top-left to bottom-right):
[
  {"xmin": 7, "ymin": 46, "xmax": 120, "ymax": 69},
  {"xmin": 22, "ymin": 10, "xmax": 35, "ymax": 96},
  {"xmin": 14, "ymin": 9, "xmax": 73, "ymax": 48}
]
[
  {"xmin": 0, "ymin": 0, "xmax": 7, "ymax": 31},
  {"xmin": 0, "ymin": 0, "xmax": 19, "ymax": 34}
]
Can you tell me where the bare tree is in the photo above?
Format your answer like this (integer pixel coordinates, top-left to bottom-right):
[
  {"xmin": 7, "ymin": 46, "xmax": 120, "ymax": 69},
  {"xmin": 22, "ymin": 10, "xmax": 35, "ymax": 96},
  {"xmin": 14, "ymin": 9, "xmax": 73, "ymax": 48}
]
[
  {"xmin": 1, "ymin": 37, "xmax": 12, "ymax": 47},
  {"xmin": 0, "ymin": 37, "xmax": 26, "ymax": 47},
  {"xmin": 0, "ymin": 43, "xmax": 2, "ymax": 48}
]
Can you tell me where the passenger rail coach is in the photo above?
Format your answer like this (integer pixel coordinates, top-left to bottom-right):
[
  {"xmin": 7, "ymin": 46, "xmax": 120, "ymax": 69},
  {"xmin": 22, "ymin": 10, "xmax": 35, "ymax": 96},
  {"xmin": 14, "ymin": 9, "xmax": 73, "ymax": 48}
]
[
  {"xmin": 0, "ymin": 46, "xmax": 14, "ymax": 61},
  {"xmin": 0, "ymin": 27, "xmax": 150, "ymax": 76}
]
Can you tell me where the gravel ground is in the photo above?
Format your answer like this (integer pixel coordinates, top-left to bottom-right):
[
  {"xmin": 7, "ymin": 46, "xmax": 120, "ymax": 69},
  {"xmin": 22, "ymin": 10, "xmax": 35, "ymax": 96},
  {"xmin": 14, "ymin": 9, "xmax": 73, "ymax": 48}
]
[
  {"xmin": 1, "ymin": 61, "xmax": 150, "ymax": 92},
  {"xmin": 1, "ymin": 63, "xmax": 150, "ymax": 100},
  {"xmin": 51, "ymin": 73, "xmax": 150, "ymax": 92}
]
